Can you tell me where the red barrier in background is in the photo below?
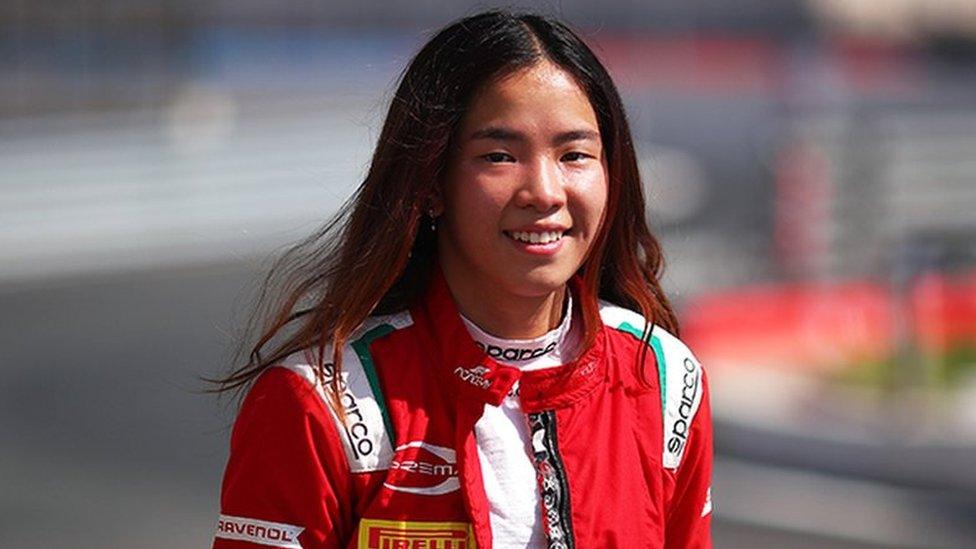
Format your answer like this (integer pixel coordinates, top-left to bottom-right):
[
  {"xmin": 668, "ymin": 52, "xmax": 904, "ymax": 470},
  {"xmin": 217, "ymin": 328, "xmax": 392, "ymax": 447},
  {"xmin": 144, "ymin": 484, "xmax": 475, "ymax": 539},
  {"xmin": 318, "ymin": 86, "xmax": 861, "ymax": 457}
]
[
  {"xmin": 681, "ymin": 270, "xmax": 976, "ymax": 371},
  {"xmin": 912, "ymin": 271, "xmax": 976, "ymax": 353}
]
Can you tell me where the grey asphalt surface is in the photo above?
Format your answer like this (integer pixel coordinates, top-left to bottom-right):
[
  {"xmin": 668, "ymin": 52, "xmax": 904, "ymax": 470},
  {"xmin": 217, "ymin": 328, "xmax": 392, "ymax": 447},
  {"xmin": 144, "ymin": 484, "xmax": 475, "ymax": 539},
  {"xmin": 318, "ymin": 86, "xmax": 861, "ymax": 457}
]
[{"xmin": 0, "ymin": 259, "xmax": 959, "ymax": 548}]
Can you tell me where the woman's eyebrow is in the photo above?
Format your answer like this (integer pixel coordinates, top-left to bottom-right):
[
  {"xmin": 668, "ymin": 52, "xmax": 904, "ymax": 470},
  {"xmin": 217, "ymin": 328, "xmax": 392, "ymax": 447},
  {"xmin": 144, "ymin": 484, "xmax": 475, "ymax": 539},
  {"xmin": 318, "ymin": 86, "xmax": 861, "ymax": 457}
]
[{"xmin": 469, "ymin": 126, "xmax": 599, "ymax": 145}]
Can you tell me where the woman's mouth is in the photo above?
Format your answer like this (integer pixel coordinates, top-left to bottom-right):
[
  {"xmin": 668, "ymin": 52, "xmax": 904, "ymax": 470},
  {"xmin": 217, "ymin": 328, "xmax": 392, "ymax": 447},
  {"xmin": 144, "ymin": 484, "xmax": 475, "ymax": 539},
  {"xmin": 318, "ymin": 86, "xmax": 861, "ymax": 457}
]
[
  {"xmin": 507, "ymin": 230, "xmax": 564, "ymax": 244},
  {"xmin": 504, "ymin": 229, "xmax": 568, "ymax": 255}
]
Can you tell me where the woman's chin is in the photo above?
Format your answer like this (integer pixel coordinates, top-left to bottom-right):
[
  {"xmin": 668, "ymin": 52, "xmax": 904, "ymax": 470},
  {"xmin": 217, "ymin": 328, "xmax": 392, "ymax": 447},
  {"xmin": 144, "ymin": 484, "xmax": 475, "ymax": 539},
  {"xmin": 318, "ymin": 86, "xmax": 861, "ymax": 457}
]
[{"xmin": 502, "ymin": 268, "xmax": 574, "ymax": 299}]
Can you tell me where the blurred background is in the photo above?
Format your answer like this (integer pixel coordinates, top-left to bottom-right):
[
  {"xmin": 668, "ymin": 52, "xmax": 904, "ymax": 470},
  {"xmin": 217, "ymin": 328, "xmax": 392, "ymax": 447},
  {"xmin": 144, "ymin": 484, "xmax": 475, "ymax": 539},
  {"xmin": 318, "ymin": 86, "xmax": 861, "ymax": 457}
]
[{"xmin": 2, "ymin": 1, "xmax": 975, "ymax": 547}]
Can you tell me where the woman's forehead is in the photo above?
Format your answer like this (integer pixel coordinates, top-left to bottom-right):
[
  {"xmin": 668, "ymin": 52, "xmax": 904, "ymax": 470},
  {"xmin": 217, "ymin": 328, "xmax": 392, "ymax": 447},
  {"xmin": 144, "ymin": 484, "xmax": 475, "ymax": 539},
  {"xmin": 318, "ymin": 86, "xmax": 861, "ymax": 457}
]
[{"xmin": 460, "ymin": 61, "xmax": 599, "ymax": 141}]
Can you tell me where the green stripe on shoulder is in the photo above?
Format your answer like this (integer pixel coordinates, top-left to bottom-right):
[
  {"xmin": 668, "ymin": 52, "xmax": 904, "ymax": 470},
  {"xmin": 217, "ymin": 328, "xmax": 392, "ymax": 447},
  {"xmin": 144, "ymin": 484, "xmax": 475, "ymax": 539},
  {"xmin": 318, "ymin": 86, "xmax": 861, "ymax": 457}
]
[
  {"xmin": 350, "ymin": 323, "xmax": 398, "ymax": 447},
  {"xmin": 615, "ymin": 321, "xmax": 667, "ymax": 415}
]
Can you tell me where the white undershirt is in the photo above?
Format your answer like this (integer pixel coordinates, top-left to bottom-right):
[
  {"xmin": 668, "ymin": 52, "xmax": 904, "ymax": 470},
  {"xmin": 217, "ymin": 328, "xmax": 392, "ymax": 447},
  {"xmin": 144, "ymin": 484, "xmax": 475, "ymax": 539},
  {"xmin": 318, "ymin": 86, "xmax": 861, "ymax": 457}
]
[{"xmin": 460, "ymin": 294, "xmax": 578, "ymax": 549}]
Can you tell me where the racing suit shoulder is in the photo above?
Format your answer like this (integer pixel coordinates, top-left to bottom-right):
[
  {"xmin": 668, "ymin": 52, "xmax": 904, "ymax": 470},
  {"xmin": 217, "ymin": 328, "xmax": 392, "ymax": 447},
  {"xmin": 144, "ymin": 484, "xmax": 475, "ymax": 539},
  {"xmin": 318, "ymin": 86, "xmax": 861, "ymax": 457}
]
[
  {"xmin": 597, "ymin": 301, "xmax": 706, "ymax": 466},
  {"xmin": 214, "ymin": 366, "xmax": 354, "ymax": 548},
  {"xmin": 598, "ymin": 301, "xmax": 713, "ymax": 547},
  {"xmin": 214, "ymin": 311, "xmax": 414, "ymax": 548},
  {"xmin": 278, "ymin": 310, "xmax": 414, "ymax": 474}
]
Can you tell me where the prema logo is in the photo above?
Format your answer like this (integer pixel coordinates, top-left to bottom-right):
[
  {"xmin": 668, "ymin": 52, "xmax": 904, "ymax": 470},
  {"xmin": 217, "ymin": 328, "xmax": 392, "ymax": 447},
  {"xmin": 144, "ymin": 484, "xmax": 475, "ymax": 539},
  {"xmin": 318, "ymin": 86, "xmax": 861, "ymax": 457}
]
[
  {"xmin": 384, "ymin": 441, "xmax": 460, "ymax": 496},
  {"xmin": 454, "ymin": 365, "xmax": 491, "ymax": 390},
  {"xmin": 214, "ymin": 514, "xmax": 304, "ymax": 549}
]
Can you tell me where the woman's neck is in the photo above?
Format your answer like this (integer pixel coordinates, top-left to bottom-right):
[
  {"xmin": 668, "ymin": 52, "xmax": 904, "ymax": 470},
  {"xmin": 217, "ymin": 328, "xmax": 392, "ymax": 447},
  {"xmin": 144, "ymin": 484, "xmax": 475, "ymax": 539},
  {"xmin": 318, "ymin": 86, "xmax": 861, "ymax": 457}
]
[{"xmin": 443, "ymin": 272, "xmax": 567, "ymax": 340}]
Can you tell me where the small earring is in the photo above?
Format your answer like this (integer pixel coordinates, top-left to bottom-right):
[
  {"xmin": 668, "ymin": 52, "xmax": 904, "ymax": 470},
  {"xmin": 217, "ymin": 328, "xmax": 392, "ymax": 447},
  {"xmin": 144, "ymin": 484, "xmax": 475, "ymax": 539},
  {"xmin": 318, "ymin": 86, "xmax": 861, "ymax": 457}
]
[{"xmin": 427, "ymin": 209, "xmax": 438, "ymax": 232}]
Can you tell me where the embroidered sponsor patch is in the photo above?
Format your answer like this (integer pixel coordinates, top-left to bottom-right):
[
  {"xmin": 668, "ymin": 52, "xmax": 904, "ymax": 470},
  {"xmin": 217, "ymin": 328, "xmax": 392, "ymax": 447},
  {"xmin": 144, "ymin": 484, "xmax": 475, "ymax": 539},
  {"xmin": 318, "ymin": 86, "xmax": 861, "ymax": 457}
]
[
  {"xmin": 454, "ymin": 365, "xmax": 491, "ymax": 390},
  {"xmin": 358, "ymin": 519, "xmax": 473, "ymax": 548},
  {"xmin": 214, "ymin": 514, "xmax": 304, "ymax": 548},
  {"xmin": 383, "ymin": 441, "xmax": 460, "ymax": 496}
]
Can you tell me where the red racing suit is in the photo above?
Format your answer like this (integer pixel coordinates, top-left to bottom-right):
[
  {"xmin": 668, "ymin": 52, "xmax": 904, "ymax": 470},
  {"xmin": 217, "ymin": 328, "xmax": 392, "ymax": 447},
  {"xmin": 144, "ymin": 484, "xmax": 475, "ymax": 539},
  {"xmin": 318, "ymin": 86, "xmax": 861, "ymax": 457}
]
[{"xmin": 214, "ymin": 270, "xmax": 713, "ymax": 548}]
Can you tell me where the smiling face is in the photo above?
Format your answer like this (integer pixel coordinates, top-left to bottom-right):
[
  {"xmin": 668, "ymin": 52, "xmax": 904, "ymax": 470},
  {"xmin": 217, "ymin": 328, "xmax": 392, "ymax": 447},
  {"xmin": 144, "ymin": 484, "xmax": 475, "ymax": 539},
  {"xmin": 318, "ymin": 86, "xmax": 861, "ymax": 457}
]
[{"xmin": 436, "ymin": 59, "xmax": 609, "ymax": 308}]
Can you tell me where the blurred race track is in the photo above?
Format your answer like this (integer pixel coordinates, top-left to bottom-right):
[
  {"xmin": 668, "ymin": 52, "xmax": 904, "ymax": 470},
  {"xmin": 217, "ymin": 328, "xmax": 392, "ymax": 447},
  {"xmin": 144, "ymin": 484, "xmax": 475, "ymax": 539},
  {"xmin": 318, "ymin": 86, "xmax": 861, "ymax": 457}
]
[{"xmin": 2, "ymin": 260, "xmax": 972, "ymax": 548}]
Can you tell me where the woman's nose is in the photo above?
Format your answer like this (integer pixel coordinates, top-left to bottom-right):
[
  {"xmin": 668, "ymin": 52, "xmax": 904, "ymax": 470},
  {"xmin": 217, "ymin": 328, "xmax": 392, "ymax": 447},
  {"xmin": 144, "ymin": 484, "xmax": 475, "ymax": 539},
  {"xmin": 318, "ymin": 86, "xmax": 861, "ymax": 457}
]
[{"xmin": 515, "ymin": 158, "xmax": 566, "ymax": 212}]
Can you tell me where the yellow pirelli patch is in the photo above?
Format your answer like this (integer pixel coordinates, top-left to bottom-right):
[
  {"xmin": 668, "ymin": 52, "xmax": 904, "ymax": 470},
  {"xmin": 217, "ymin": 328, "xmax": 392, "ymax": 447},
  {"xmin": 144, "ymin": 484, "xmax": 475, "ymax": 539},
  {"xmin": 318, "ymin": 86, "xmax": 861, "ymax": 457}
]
[{"xmin": 358, "ymin": 519, "xmax": 474, "ymax": 549}]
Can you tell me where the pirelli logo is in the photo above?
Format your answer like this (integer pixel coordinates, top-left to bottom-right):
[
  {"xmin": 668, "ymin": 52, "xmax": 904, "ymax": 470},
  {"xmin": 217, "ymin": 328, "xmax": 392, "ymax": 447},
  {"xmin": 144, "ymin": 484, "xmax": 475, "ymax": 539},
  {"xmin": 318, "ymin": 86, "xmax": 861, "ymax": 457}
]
[{"xmin": 358, "ymin": 519, "xmax": 473, "ymax": 549}]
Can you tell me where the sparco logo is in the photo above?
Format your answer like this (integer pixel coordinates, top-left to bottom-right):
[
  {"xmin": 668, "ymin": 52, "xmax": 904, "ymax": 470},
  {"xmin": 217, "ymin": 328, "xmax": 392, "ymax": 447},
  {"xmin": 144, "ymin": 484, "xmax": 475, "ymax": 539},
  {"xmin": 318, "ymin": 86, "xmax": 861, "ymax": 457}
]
[
  {"xmin": 454, "ymin": 365, "xmax": 491, "ymax": 389},
  {"xmin": 321, "ymin": 362, "xmax": 374, "ymax": 459},
  {"xmin": 384, "ymin": 441, "xmax": 460, "ymax": 496},
  {"xmin": 668, "ymin": 358, "xmax": 700, "ymax": 455},
  {"xmin": 475, "ymin": 341, "xmax": 557, "ymax": 362}
]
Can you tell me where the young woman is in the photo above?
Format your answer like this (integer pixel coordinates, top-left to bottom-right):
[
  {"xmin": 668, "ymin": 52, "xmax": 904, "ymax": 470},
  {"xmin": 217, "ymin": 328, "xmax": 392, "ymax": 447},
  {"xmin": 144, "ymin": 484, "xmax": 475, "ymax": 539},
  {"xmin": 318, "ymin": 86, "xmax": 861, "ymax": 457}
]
[{"xmin": 213, "ymin": 10, "xmax": 712, "ymax": 549}]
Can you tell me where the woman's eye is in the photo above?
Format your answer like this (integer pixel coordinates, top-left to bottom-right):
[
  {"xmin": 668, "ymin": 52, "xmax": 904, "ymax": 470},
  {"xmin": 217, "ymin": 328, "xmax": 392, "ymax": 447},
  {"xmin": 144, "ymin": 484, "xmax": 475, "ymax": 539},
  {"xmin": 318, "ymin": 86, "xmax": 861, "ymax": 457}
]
[
  {"xmin": 561, "ymin": 151, "xmax": 590, "ymax": 162},
  {"xmin": 483, "ymin": 152, "xmax": 515, "ymax": 163}
]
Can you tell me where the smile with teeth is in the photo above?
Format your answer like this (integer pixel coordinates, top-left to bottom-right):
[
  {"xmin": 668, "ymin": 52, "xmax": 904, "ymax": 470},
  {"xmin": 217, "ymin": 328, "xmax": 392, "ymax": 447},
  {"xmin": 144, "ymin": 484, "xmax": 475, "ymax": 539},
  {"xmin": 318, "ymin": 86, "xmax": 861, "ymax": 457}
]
[{"xmin": 507, "ymin": 230, "xmax": 565, "ymax": 244}]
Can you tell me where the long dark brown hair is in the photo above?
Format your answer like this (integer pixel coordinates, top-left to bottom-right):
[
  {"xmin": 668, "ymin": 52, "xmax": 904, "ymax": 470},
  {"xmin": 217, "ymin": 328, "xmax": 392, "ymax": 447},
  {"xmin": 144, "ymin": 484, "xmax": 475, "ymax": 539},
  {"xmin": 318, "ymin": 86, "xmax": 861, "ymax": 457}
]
[{"xmin": 214, "ymin": 9, "xmax": 678, "ymax": 400}]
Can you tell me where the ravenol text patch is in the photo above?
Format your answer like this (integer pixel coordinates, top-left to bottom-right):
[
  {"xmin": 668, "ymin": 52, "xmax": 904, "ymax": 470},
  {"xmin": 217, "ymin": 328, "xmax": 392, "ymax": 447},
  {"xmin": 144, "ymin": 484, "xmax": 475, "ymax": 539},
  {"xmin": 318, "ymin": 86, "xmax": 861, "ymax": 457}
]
[{"xmin": 214, "ymin": 514, "xmax": 303, "ymax": 548}]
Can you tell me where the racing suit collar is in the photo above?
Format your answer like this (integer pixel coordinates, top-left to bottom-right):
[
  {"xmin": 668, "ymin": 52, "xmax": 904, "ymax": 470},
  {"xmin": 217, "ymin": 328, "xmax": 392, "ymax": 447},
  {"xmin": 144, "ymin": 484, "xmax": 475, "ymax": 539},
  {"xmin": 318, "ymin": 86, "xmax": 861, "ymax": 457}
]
[{"xmin": 418, "ymin": 265, "xmax": 607, "ymax": 411}]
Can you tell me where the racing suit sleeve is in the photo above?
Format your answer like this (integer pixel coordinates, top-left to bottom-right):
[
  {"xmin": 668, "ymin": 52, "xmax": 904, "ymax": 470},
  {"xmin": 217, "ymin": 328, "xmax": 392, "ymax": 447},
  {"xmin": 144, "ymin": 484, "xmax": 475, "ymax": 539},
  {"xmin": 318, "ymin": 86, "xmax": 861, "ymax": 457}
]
[
  {"xmin": 664, "ymin": 370, "xmax": 714, "ymax": 548},
  {"xmin": 214, "ymin": 367, "xmax": 354, "ymax": 549}
]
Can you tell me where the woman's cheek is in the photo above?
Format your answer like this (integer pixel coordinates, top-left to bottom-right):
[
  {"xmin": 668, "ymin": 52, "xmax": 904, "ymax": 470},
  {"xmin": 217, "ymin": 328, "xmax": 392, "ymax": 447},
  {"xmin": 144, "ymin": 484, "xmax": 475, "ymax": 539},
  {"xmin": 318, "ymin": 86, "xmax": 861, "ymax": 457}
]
[{"xmin": 572, "ymin": 165, "xmax": 608, "ymax": 193}]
